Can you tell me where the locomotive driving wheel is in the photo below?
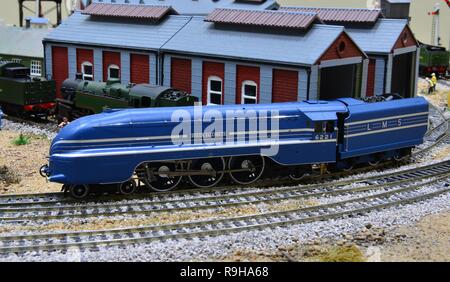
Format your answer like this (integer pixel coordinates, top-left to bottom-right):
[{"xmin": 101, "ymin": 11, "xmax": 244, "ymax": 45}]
[
  {"xmin": 69, "ymin": 184, "xmax": 90, "ymax": 199},
  {"xmin": 139, "ymin": 162, "xmax": 182, "ymax": 192},
  {"xmin": 118, "ymin": 179, "xmax": 137, "ymax": 195},
  {"xmin": 228, "ymin": 156, "xmax": 265, "ymax": 185},
  {"xmin": 188, "ymin": 157, "xmax": 226, "ymax": 188},
  {"xmin": 289, "ymin": 166, "xmax": 310, "ymax": 181}
]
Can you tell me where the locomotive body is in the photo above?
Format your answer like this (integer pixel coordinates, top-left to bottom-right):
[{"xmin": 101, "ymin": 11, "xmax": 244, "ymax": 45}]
[
  {"xmin": 57, "ymin": 78, "xmax": 198, "ymax": 121},
  {"xmin": 419, "ymin": 42, "xmax": 450, "ymax": 77},
  {"xmin": 0, "ymin": 62, "xmax": 56, "ymax": 117},
  {"xmin": 43, "ymin": 96, "xmax": 429, "ymax": 198}
]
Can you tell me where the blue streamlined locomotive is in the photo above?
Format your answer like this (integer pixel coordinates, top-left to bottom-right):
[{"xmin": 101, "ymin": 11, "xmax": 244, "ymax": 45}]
[{"xmin": 41, "ymin": 97, "xmax": 429, "ymax": 198}]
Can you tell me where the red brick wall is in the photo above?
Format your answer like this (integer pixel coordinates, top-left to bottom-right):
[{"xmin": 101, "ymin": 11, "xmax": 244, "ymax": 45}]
[
  {"xmin": 76, "ymin": 48, "xmax": 94, "ymax": 75},
  {"xmin": 171, "ymin": 57, "xmax": 192, "ymax": 93},
  {"xmin": 366, "ymin": 59, "xmax": 376, "ymax": 97},
  {"xmin": 272, "ymin": 69, "xmax": 299, "ymax": 102},
  {"xmin": 236, "ymin": 65, "xmax": 260, "ymax": 104},
  {"xmin": 102, "ymin": 51, "xmax": 121, "ymax": 81},
  {"xmin": 393, "ymin": 26, "xmax": 417, "ymax": 49},
  {"xmin": 318, "ymin": 32, "xmax": 363, "ymax": 63},
  {"xmin": 51, "ymin": 46, "xmax": 68, "ymax": 99},
  {"xmin": 202, "ymin": 61, "xmax": 225, "ymax": 105},
  {"xmin": 130, "ymin": 54, "xmax": 150, "ymax": 84}
]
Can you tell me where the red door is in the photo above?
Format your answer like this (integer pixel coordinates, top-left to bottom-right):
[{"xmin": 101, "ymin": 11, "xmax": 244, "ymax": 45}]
[
  {"xmin": 202, "ymin": 61, "xmax": 225, "ymax": 105},
  {"xmin": 76, "ymin": 48, "xmax": 93, "ymax": 74},
  {"xmin": 171, "ymin": 58, "xmax": 191, "ymax": 93},
  {"xmin": 366, "ymin": 59, "xmax": 376, "ymax": 97},
  {"xmin": 272, "ymin": 69, "xmax": 299, "ymax": 102},
  {"xmin": 51, "ymin": 46, "xmax": 68, "ymax": 98},
  {"xmin": 103, "ymin": 51, "xmax": 121, "ymax": 81},
  {"xmin": 236, "ymin": 65, "xmax": 260, "ymax": 104},
  {"xmin": 130, "ymin": 54, "xmax": 149, "ymax": 84}
]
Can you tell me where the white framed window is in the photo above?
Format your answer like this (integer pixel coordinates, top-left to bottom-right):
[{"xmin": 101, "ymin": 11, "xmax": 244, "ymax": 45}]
[
  {"xmin": 12, "ymin": 58, "xmax": 22, "ymax": 63},
  {"xmin": 107, "ymin": 64, "xmax": 120, "ymax": 80},
  {"xmin": 81, "ymin": 61, "xmax": 93, "ymax": 81},
  {"xmin": 207, "ymin": 76, "xmax": 223, "ymax": 105},
  {"xmin": 30, "ymin": 60, "xmax": 42, "ymax": 76},
  {"xmin": 241, "ymin": 80, "xmax": 257, "ymax": 104}
]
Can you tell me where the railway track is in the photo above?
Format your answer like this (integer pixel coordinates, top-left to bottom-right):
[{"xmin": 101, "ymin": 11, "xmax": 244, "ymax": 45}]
[
  {"xmin": 1, "ymin": 159, "xmax": 450, "ymax": 222},
  {"xmin": 0, "ymin": 175, "xmax": 448, "ymax": 255}
]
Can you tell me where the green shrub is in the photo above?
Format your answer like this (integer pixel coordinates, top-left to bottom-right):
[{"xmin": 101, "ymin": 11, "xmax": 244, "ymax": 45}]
[{"xmin": 12, "ymin": 133, "xmax": 30, "ymax": 146}]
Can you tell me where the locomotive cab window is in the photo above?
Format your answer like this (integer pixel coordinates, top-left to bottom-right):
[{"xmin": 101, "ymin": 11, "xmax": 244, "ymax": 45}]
[
  {"xmin": 108, "ymin": 64, "xmax": 120, "ymax": 80},
  {"xmin": 314, "ymin": 121, "xmax": 335, "ymax": 133},
  {"xmin": 241, "ymin": 80, "xmax": 257, "ymax": 104},
  {"xmin": 81, "ymin": 62, "xmax": 93, "ymax": 81},
  {"xmin": 207, "ymin": 76, "xmax": 222, "ymax": 105},
  {"xmin": 326, "ymin": 121, "xmax": 334, "ymax": 133}
]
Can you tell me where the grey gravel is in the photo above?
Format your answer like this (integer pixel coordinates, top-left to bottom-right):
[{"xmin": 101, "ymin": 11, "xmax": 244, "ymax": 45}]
[{"xmin": 2, "ymin": 117, "xmax": 57, "ymax": 140}]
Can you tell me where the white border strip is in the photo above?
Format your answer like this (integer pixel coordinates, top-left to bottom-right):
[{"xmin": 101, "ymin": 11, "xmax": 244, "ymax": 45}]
[
  {"xmin": 55, "ymin": 129, "xmax": 315, "ymax": 145},
  {"xmin": 346, "ymin": 112, "xmax": 428, "ymax": 126},
  {"xmin": 53, "ymin": 139, "xmax": 337, "ymax": 158},
  {"xmin": 345, "ymin": 123, "xmax": 428, "ymax": 138}
]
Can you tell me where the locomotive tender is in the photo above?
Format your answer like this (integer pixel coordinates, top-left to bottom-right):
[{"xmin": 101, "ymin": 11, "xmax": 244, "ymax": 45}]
[
  {"xmin": 42, "ymin": 97, "xmax": 429, "ymax": 198},
  {"xmin": 57, "ymin": 77, "xmax": 198, "ymax": 121},
  {"xmin": 0, "ymin": 62, "xmax": 56, "ymax": 117}
]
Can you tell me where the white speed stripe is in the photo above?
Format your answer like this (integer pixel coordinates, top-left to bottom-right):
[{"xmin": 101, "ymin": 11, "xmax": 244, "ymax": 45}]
[
  {"xmin": 346, "ymin": 112, "xmax": 428, "ymax": 126},
  {"xmin": 55, "ymin": 129, "xmax": 314, "ymax": 145},
  {"xmin": 52, "ymin": 138, "xmax": 337, "ymax": 158},
  {"xmin": 345, "ymin": 123, "xmax": 428, "ymax": 138}
]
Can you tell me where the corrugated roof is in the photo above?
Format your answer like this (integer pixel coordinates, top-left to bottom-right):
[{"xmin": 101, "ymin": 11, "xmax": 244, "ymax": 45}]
[
  {"xmin": 346, "ymin": 19, "xmax": 408, "ymax": 54},
  {"xmin": 81, "ymin": 3, "xmax": 176, "ymax": 20},
  {"xmin": 161, "ymin": 16, "xmax": 344, "ymax": 66},
  {"xmin": 0, "ymin": 26, "xmax": 50, "ymax": 58},
  {"xmin": 44, "ymin": 12, "xmax": 192, "ymax": 51},
  {"xmin": 205, "ymin": 8, "xmax": 320, "ymax": 29},
  {"xmin": 280, "ymin": 6, "xmax": 382, "ymax": 23},
  {"xmin": 90, "ymin": 0, "xmax": 279, "ymax": 15}
]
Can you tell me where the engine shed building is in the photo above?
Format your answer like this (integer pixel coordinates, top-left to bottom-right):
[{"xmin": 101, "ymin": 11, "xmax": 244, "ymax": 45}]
[
  {"xmin": 43, "ymin": 4, "xmax": 368, "ymax": 103},
  {"xmin": 281, "ymin": 6, "xmax": 419, "ymax": 98},
  {"xmin": 0, "ymin": 24, "xmax": 50, "ymax": 77},
  {"xmin": 43, "ymin": 5, "xmax": 190, "ymax": 98},
  {"xmin": 161, "ymin": 9, "xmax": 368, "ymax": 104}
]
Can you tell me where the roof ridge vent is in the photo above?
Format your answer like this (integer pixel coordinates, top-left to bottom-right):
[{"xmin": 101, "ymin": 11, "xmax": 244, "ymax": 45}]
[
  {"xmin": 82, "ymin": 3, "xmax": 178, "ymax": 20},
  {"xmin": 205, "ymin": 8, "xmax": 322, "ymax": 30},
  {"xmin": 279, "ymin": 6, "xmax": 383, "ymax": 23}
]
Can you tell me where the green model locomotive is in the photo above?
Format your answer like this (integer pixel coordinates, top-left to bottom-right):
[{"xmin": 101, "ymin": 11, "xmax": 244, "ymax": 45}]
[
  {"xmin": 56, "ymin": 75, "xmax": 198, "ymax": 121},
  {"xmin": 0, "ymin": 62, "xmax": 56, "ymax": 117},
  {"xmin": 419, "ymin": 42, "xmax": 450, "ymax": 77}
]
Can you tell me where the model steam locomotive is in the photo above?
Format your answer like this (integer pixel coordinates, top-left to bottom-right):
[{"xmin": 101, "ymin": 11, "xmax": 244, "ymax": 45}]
[
  {"xmin": 0, "ymin": 62, "xmax": 56, "ymax": 117},
  {"xmin": 56, "ymin": 75, "xmax": 198, "ymax": 121},
  {"xmin": 41, "ymin": 96, "xmax": 429, "ymax": 199},
  {"xmin": 419, "ymin": 42, "xmax": 450, "ymax": 77}
]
